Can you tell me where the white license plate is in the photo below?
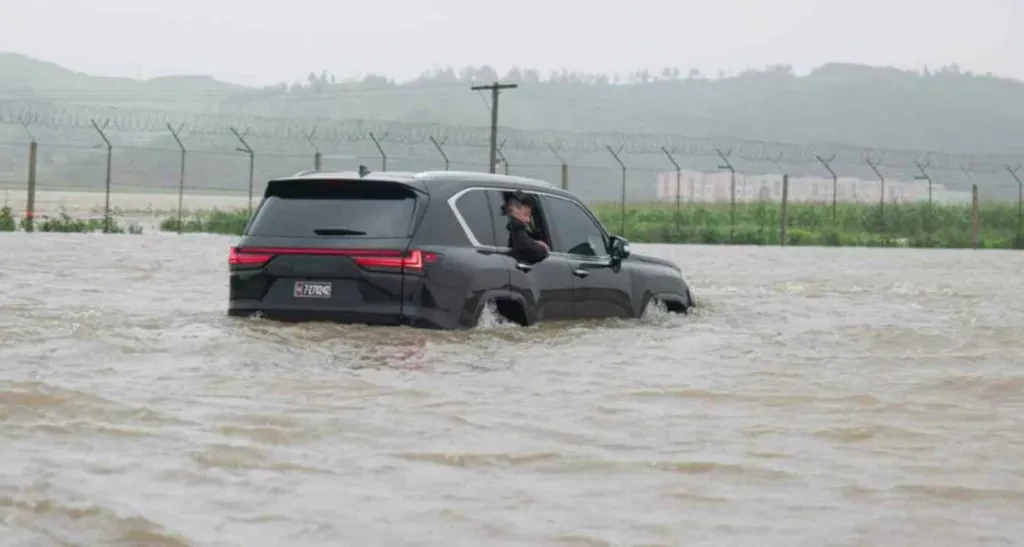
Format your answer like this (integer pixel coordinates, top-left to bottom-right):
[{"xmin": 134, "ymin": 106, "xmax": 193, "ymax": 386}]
[{"xmin": 293, "ymin": 281, "xmax": 332, "ymax": 299}]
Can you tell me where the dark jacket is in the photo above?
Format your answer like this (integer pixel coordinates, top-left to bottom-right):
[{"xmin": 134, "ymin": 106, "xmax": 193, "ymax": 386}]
[{"xmin": 507, "ymin": 216, "xmax": 549, "ymax": 264}]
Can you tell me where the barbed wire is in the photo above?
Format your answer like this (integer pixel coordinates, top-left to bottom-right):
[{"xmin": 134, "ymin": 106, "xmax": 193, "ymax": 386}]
[
  {"xmin": 0, "ymin": 99, "xmax": 1020, "ymax": 173},
  {"xmin": 0, "ymin": 82, "xmax": 469, "ymax": 100}
]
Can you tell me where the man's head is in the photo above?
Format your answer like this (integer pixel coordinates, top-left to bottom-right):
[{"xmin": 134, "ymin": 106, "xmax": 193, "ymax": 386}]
[{"xmin": 505, "ymin": 191, "xmax": 534, "ymax": 224}]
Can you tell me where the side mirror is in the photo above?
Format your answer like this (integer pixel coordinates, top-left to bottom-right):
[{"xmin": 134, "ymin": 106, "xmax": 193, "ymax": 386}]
[{"xmin": 608, "ymin": 235, "xmax": 631, "ymax": 261}]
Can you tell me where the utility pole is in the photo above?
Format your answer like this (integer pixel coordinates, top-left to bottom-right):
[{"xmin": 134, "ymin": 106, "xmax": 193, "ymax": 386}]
[{"xmin": 471, "ymin": 81, "xmax": 518, "ymax": 173}]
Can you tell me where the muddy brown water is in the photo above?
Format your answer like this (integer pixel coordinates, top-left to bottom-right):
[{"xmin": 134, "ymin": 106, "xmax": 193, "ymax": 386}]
[{"xmin": 1, "ymin": 232, "xmax": 1022, "ymax": 546}]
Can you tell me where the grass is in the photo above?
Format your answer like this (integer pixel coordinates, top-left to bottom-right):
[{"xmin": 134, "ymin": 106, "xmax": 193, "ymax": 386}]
[
  {"xmin": 0, "ymin": 207, "xmax": 143, "ymax": 234},
  {"xmin": 159, "ymin": 209, "xmax": 248, "ymax": 234},
  {"xmin": 152, "ymin": 201, "xmax": 1024, "ymax": 250},
  {"xmin": 0, "ymin": 206, "xmax": 15, "ymax": 231},
  {"xmin": 589, "ymin": 200, "xmax": 1024, "ymax": 249}
]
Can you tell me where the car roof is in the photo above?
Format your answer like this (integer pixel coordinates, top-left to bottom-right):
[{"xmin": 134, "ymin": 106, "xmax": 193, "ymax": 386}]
[{"xmin": 272, "ymin": 169, "xmax": 565, "ymax": 197}]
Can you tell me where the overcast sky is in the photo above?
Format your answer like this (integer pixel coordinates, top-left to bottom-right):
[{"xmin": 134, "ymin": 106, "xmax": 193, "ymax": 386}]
[{"xmin": 2, "ymin": 0, "xmax": 1021, "ymax": 86}]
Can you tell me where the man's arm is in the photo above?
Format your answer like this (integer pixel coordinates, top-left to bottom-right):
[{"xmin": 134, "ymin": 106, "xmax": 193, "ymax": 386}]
[{"xmin": 509, "ymin": 226, "xmax": 550, "ymax": 263}]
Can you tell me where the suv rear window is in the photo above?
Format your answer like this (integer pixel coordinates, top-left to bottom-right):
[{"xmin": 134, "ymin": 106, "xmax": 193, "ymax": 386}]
[{"xmin": 246, "ymin": 179, "xmax": 419, "ymax": 238}]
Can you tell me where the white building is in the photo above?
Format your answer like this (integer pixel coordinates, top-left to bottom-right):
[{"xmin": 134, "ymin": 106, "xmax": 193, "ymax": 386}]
[{"xmin": 655, "ymin": 169, "xmax": 948, "ymax": 204}]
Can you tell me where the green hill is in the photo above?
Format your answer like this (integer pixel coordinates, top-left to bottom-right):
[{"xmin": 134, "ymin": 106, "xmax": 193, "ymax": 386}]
[
  {"xmin": 0, "ymin": 52, "xmax": 244, "ymax": 109},
  {"xmin": 1, "ymin": 53, "xmax": 1023, "ymax": 202}
]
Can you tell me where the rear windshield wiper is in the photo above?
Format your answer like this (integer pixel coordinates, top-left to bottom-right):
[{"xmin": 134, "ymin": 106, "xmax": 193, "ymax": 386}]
[{"xmin": 313, "ymin": 228, "xmax": 367, "ymax": 236}]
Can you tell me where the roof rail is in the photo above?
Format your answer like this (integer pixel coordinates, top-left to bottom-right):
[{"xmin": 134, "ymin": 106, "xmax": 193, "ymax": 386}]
[{"xmin": 292, "ymin": 169, "xmax": 319, "ymax": 177}]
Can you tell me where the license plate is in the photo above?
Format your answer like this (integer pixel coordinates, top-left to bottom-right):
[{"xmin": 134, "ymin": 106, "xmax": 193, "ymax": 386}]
[{"xmin": 294, "ymin": 281, "xmax": 332, "ymax": 299}]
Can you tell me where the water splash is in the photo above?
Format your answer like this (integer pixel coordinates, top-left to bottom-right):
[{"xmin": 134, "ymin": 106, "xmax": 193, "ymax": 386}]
[
  {"xmin": 473, "ymin": 300, "xmax": 520, "ymax": 331},
  {"xmin": 687, "ymin": 294, "xmax": 715, "ymax": 316},
  {"xmin": 639, "ymin": 297, "xmax": 672, "ymax": 324}
]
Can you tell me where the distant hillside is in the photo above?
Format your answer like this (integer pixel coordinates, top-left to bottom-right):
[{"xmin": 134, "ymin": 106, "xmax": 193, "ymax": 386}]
[
  {"xmin": 0, "ymin": 52, "xmax": 245, "ymax": 111},
  {"xmin": 4, "ymin": 54, "xmax": 1024, "ymax": 152},
  {"xmin": 2, "ymin": 53, "xmax": 1023, "ymax": 201}
]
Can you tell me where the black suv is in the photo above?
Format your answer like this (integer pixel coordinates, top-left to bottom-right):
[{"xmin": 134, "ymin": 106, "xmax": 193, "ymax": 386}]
[{"xmin": 228, "ymin": 169, "xmax": 694, "ymax": 329}]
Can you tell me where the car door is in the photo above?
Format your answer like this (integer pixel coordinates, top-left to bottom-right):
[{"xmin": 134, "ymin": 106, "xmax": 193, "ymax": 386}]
[
  {"xmin": 447, "ymin": 187, "xmax": 516, "ymax": 324},
  {"xmin": 485, "ymin": 188, "xmax": 576, "ymax": 323},
  {"xmin": 539, "ymin": 195, "xmax": 634, "ymax": 320}
]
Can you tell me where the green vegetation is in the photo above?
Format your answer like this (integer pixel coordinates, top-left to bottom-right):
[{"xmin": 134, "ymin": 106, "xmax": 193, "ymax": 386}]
[
  {"xmin": 155, "ymin": 201, "xmax": 1024, "ymax": 249},
  {"xmin": 0, "ymin": 206, "xmax": 15, "ymax": 231},
  {"xmin": 159, "ymin": 209, "xmax": 248, "ymax": 234},
  {"xmin": 0, "ymin": 207, "xmax": 143, "ymax": 234},
  {"xmin": 591, "ymin": 201, "xmax": 1023, "ymax": 249},
  {"xmin": 38, "ymin": 212, "xmax": 144, "ymax": 234}
]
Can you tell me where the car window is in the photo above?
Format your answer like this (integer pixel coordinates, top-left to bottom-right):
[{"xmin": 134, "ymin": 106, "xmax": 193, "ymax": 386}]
[
  {"xmin": 484, "ymin": 190, "xmax": 512, "ymax": 247},
  {"xmin": 453, "ymin": 189, "xmax": 498, "ymax": 246},
  {"xmin": 246, "ymin": 179, "xmax": 418, "ymax": 238},
  {"xmin": 489, "ymin": 188, "xmax": 548, "ymax": 247},
  {"xmin": 540, "ymin": 196, "xmax": 608, "ymax": 257}
]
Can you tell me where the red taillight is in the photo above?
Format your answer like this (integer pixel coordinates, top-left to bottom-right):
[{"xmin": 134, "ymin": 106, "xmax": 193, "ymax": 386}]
[
  {"xmin": 229, "ymin": 246, "xmax": 272, "ymax": 266},
  {"xmin": 352, "ymin": 249, "xmax": 437, "ymax": 271},
  {"xmin": 228, "ymin": 246, "xmax": 436, "ymax": 271}
]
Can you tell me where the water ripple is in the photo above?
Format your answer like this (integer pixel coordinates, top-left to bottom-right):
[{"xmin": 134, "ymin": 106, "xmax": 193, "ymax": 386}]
[{"xmin": 1, "ymin": 234, "xmax": 1022, "ymax": 545}]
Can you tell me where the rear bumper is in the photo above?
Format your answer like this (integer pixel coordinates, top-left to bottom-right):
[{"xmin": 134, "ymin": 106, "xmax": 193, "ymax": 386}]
[{"xmin": 227, "ymin": 300, "xmax": 455, "ymax": 330}]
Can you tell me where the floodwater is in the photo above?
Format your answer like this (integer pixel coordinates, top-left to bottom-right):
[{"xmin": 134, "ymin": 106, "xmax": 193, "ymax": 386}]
[{"xmin": 1, "ymin": 232, "xmax": 1023, "ymax": 547}]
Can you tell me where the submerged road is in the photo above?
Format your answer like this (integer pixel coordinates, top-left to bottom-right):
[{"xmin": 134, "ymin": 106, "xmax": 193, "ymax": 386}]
[{"xmin": 1, "ymin": 232, "xmax": 1022, "ymax": 546}]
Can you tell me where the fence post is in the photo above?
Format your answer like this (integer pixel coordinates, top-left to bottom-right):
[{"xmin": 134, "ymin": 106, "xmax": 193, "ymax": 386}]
[
  {"xmin": 815, "ymin": 154, "xmax": 838, "ymax": 229},
  {"xmin": 971, "ymin": 184, "xmax": 979, "ymax": 249},
  {"xmin": 230, "ymin": 126, "xmax": 255, "ymax": 217},
  {"xmin": 548, "ymin": 144, "xmax": 568, "ymax": 190},
  {"xmin": 914, "ymin": 159, "xmax": 932, "ymax": 245},
  {"xmin": 167, "ymin": 123, "xmax": 186, "ymax": 234},
  {"xmin": 866, "ymin": 156, "xmax": 885, "ymax": 234},
  {"xmin": 368, "ymin": 132, "xmax": 388, "ymax": 171},
  {"xmin": 301, "ymin": 125, "xmax": 321, "ymax": 170},
  {"xmin": 768, "ymin": 154, "xmax": 788, "ymax": 246},
  {"xmin": 430, "ymin": 136, "xmax": 450, "ymax": 170},
  {"xmin": 780, "ymin": 174, "xmax": 790, "ymax": 246},
  {"xmin": 1006, "ymin": 165, "xmax": 1023, "ymax": 248},
  {"xmin": 17, "ymin": 117, "xmax": 37, "ymax": 232},
  {"xmin": 607, "ymin": 145, "xmax": 627, "ymax": 237},
  {"xmin": 90, "ymin": 119, "xmax": 114, "ymax": 233},
  {"xmin": 716, "ymin": 148, "xmax": 735, "ymax": 243},
  {"xmin": 661, "ymin": 147, "xmax": 682, "ymax": 239},
  {"xmin": 26, "ymin": 141, "xmax": 38, "ymax": 232}
]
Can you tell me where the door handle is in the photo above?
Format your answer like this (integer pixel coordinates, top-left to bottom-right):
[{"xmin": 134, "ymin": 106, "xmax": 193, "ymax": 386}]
[
  {"xmin": 572, "ymin": 268, "xmax": 590, "ymax": 278},
  {"xmin": 515, "ymin": 262, "xmax": 532, "ymax": 272}
]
